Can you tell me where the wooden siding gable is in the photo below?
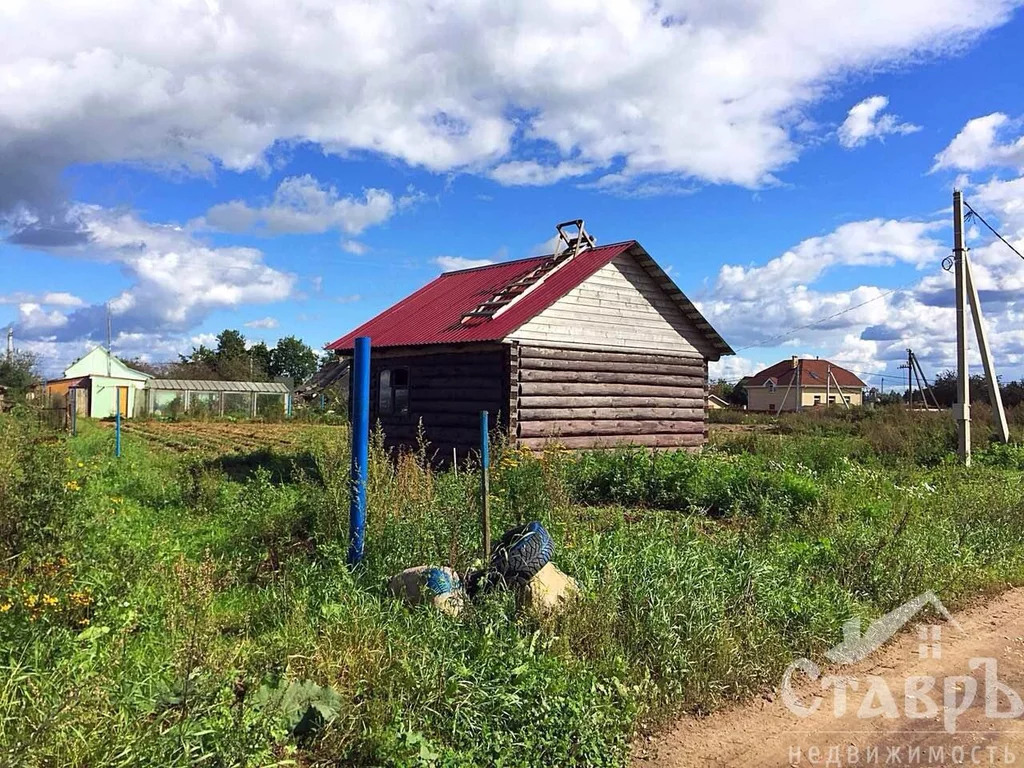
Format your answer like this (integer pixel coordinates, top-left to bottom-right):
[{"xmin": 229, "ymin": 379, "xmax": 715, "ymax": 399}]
[{"xmin": 503, "ymin": 251, "xmax": 715, "ymax": 358}]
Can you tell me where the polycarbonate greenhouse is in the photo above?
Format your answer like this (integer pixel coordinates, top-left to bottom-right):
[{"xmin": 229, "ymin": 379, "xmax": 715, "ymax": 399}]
[{"xmin": 142, "ymin": 379, "xmax": 292, "ymax": 418}]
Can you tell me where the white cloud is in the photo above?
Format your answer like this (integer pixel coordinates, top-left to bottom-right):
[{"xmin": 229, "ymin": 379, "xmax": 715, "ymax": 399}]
[
  {"xmin": 434, "ymin": 256, "xmax": 494, "ymax": 271},
  {"xmin": 713, "ymin": 219, "xmax": 943, "ymax": 300},
  {"xmin": 341, "ymin": 240, "xmax": 369, "ymax": 255},
  {"xmin": 700, "ymin": 213, "xmax": 1024, "ymax": 379},
  {"xmin": 972, "ymin": 175, "xmax": 1024, "ymax": 235},
  {"xmin": 837, "ymin": 95, "xmax": 920, "ymax": 148},
  {"xmin": 708, "ymin": 355, "xmax": 767, "ymax": 382},
  {"xmin": 0, "ymin": 0, "xmax": 1017, "ymax": 211},
  {"xmin": 335, "ymin": 294, "xmax": 361, "ymax": 304},
  {"xmin": 0, "ymin": 291, "xmax": 85, "ymax": 308},
  {"xmin": 933, "ymin": 113, "xmax": 1024, "ymax": 172},
  {"xmin": 203, "ymin": 176, "xmax": 419, "ymax": 235},
  {"xmin": 12, "ymin": 205, "xmax": 295, "ymax": 345},
  {"xmin": 489, "ymin": 160, "xmax": 593, "ymax": 186},
  {"xmin": 17, "ymin": 303, "xmax": 69, "ymax": 333},
  {"xmin": 244, "ymin": 316, "xmax": 279, "ymax": 329}
]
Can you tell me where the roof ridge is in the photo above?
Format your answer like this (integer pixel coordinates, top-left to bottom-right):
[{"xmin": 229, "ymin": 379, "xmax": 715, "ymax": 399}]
[{"xmin": 439, "ymin": 240, "xmax": 637, "ymax": 275}]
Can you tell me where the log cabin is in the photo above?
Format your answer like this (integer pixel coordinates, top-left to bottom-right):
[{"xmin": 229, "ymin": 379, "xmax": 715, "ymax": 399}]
[{"xmin": 326, "ymin": 221, "xmax": 733, "ymax": 459}]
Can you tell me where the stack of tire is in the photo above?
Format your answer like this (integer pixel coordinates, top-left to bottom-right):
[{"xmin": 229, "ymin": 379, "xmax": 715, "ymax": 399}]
[
  {"xmin": 389, "ymin": 521, "xmax": 578, "ymax": 618},
  {"xmin": 487, "ymin": 521, "xmax": 579, "ymax": 616}
]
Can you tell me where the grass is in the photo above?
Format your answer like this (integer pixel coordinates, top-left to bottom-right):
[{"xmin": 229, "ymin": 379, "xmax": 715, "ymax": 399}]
[{"xmin": 2, "ymin": 406, "xmax": 1024, "ymax": 766}]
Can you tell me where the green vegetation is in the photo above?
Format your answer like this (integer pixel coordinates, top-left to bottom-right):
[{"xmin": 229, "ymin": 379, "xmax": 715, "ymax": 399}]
[
  {"xmin": 3, "ymin": 407, "xmax": 1024, "ymax": 766},
  {"xmin": 135, "ymin": 328, "xmax": 320, "ymax": 384}
]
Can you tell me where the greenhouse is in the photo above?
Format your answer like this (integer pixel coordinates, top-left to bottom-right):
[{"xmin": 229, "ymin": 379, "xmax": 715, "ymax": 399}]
[{"xmin": 143, "ymin": 379, "xmax": 291, "ymax": 418}]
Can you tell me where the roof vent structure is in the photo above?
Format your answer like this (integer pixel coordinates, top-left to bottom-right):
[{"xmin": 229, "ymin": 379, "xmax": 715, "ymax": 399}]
[{"xmin": 460, "ymin": 219, "xmax": 595, "ymax": 323}]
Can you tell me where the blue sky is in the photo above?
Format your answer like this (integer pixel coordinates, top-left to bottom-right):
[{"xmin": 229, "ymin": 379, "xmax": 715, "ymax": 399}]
[{"xmin": 3, "ymin": 1, "xmax": 1024, "ymax": 387}]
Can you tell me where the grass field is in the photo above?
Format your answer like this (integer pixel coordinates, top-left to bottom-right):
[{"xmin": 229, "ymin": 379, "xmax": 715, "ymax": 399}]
[{"xmin": 3, "ymin": 407, "xmax": 1024, "ymax": 766}]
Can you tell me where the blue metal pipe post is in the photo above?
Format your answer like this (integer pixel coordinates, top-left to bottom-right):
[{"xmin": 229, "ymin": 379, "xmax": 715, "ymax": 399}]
[
  {"xmin": 480, "ymin": 410, "xmax": 491, "ymax": 558},
  {"xmin": 348, "ymin": 336, "xmax": 371, "ymax": 566}
]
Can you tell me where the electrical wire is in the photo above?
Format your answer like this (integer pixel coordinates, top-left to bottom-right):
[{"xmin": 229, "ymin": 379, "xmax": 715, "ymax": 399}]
[
  {"xmin": 964, "ymin": 201, "xmax": 1024, "ymax": 261},
  {"xmin": 732, "ymin": 283, "xmax": 911, "ymax": 354}
]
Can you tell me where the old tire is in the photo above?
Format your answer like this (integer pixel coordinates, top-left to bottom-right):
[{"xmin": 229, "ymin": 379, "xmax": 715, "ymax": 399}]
[{"xmin": 490, "ymin": 521, "xmax": 554, "ymax": 588}]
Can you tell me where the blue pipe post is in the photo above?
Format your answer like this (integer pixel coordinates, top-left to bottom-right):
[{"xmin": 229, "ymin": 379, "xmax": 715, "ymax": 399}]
[
  {"xmin": 115, "ymin": 400, "xmax": 122, "ymax": 458},
  {"xmin": 348, "ymin": 336, "xmax": 371, "ymax": 566},
  {"xmin": 480, "ymin": 410, "xmax": 491, "ymax": 559}
]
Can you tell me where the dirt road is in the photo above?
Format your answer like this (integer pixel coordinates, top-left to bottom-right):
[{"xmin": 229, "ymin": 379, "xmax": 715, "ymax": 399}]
[{"xmin": 634, "ymin": 588, "xmax": 1024, "ymax": 767}]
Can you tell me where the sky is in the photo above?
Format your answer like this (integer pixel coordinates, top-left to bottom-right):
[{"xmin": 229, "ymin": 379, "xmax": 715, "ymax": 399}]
[{"xmin": 2, "ymin": 0, "xmax": 1024, "ymax": 390}]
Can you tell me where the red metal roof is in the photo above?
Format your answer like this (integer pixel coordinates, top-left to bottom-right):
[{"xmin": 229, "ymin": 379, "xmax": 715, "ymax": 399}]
[
  {"xmin": 745, "ymin": 358, "xmax": 866, "ymax": 389},
  {"xmin": 326, "ymin": 240, "xmax": 733, "ymax": 356},
  {"xmin": 328, "ymin": 242, "xmax": 635, "ymax": 350}
]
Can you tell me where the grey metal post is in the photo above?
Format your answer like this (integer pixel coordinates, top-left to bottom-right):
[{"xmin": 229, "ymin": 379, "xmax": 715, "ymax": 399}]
[
  {"xmin": 964, "ymin": 256, "xmax": 1010, "ymax": 443},
  {"xmin": 953, "ymin": 189, "xmax": 971, "ymax": 465}
]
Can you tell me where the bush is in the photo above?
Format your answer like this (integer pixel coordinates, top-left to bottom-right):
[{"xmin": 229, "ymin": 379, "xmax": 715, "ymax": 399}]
[
  {"xmin": 0, "ymin": 410, "xmax": 77, "ymax": 559},
  {"xmin": 566, "ymin": 448, "xmax": 822, "ymax": 519}
]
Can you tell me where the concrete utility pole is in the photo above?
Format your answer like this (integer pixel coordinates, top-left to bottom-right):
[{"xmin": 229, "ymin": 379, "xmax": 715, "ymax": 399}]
[
  {"xmin": 5, "ymin": 326, "xmax": 12, "ymax": 359},
  {"xmin": 964, "ymin": 242, "xmax": 1011, "ymax": 443},
  {"xmin": 953, "ymin": 190, "xmax": 971, "ymax": 464}
]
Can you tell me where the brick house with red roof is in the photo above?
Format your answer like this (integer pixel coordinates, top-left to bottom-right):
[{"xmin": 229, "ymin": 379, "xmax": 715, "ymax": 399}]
[
  {"xmin": 326, "ymin": 221, "xmax": 732, "ymax": 458},
  {"xmin": 743, "ymin": 357, "xmax": 866, "ymax": 412}
]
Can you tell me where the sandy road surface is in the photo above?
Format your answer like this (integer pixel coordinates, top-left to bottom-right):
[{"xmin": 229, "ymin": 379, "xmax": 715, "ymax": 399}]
[{"xmin": 634, "ymin": 588, "xmax": 1024, "ymax": 767}]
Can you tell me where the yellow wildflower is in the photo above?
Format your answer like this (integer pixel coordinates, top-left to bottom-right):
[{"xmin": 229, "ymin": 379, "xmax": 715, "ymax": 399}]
[
  {"xmin": 42, "ymin": 594, "xmax": 58, "ymax": 607},
  {"xmin": 65, "ymin": 480, "xmax": 80, "ymax": 492},
  {"xmin": 0, "ymin": 602, "xmax": 11, "ymax": 613},
  {"xmin": 24, "ymin": 594, "xmax": 37, "ymax": 608},
  {"xmin": 77, "ymin": 462, "xmax": 84, "ymax": 468},
  {"xmin": 77, "ymin": 617, "xmax": 90, "ymax": 626}
]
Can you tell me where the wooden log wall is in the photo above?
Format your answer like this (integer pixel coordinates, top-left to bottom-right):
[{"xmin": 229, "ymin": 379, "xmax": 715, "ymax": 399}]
[
  {"xmin": 512, "ymin": 345, "xmax": 708, "ymax": 451},
  {"xmin": 368, "ymin": 346, "xmax": 506, "ymax": 462}
]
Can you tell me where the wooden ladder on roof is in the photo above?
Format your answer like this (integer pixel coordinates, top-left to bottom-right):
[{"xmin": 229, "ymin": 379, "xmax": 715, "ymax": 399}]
[{"xmin": 460, "ymin": 219, "xmax": 595, "ymax": 322}]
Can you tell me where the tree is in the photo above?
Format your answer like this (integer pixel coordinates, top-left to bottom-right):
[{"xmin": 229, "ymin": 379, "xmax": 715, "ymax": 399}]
[
  {"xmin": 249, "ymin": 341, "xmax": 274, "ymax": 381},
  {"xmin": 215, "ymin": 329, "xmax": 248, "ymax": 361},
  {"xmin": 708, "ymin": 378, "xmax": 734, "ymax": 399},
  {"xmin": 270, "ymin": 336, "xmax": 318, "ymax": 384},
  {"xmin": 727, "ymin": 380, "xmax": 747, "ymax": 407},
  {"xmin": 0, "ymin": 351, "xmax": 42, "ymax": 396}
]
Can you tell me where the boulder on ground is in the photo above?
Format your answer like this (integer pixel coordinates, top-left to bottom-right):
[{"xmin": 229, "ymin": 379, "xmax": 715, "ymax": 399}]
[
  {"xmin": 388, "ymin": 565, "xmax": 465, "ymax": 617},
  {"xmin": 520, "ymin": 562, "xmax": 580, "ymax": 617}
]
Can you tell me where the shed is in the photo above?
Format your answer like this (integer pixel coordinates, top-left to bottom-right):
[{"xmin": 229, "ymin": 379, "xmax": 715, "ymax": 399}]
[
  {"xmin": 47, "ymin": 346, "xmax": 151, "ymax": 418},
  {"xmin": 326, "ymin": 221, "xmax": 733, "ymax": 458}
]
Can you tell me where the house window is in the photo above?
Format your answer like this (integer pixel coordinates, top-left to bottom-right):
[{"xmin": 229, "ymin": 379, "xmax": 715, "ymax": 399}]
[
  {"xmin": 828, "ymin": 395, "xmax": 836, "ymax": 404},
  {"xmin": 813, "ymin": 395, "xmax": 821, "ymax": 405},
  {"xmin": 768, "ymin": 403, "xmax": 776, "ymax": 412},
  {"xmin": 378, "ymin": 368, "xmax": 410, "ymax": 416},
  {"xmin": 766, "ymin": 381, "xmax": 776, "ymax": 392}
]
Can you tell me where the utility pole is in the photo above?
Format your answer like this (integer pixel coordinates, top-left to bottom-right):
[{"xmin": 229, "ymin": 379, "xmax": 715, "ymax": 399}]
[
  {"xmin": 953, "ymin": 189, "xmax": 971, "ymax": 464},
  {"xmin": 5, "ymin": 326, "xmax": 12, "ymax": 360},
  {"xmin": 106, "ymin": 303, "xmax": 113, "ymax": 377},
  {"xmin": 964, "ymin": 256, "xmax": 1011, "ymax": 443}
]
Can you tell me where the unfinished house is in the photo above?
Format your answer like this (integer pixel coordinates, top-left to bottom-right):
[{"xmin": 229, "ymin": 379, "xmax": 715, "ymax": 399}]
[{"xmin": 326, "ymin": 221, "xmax": 733, "ymax": 458}]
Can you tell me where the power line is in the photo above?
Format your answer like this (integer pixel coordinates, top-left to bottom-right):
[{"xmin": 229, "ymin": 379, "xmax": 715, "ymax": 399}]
[
  {"xmin": 733, "ymin": 283, "xmax": 912, "ymax": 353},
  {"xmin": 963, "ymin": 201, "xmax": 1024, "ymax": 261}
]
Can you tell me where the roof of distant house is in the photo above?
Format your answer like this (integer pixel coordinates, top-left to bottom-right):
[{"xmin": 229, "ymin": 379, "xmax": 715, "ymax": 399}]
[
  {"xmin": 326, "ymin": 240, "xmax": 732, "ymax": 357},
  {"xmin": 745, "ymin": 358, "xmax": 866, "ymax": 389}
]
